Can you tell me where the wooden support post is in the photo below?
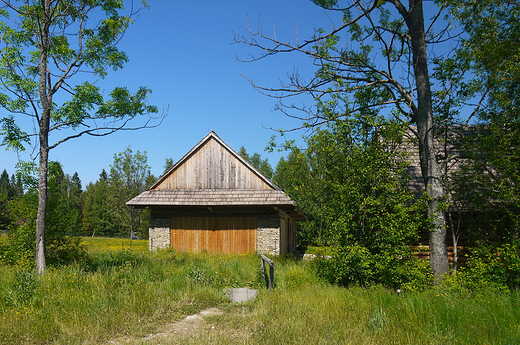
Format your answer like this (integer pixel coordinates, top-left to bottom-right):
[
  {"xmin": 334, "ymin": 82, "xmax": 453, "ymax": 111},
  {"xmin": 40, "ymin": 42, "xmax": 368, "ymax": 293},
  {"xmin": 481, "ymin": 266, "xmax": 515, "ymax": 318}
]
[
  {"xmin": 269, "ymin": 264, "xmax": 274, "ymax": 290},
  {"xmin": 261, "ymin": 254, "xmax": 275, "ymax": 290},
  {"xmin": 261, "ymin": 257, "xmax": 265, "ymax": 281}
]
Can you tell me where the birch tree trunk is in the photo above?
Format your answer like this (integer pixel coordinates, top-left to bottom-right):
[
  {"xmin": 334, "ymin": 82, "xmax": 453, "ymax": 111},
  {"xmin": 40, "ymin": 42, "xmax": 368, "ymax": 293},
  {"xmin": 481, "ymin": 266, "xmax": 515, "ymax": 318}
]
[
  {"xmin": 36, "ymin": 0, "xmax": 52, "ymax": 274},
  {"xmin": 407, "ymin": 0, "xmax": 449, "ymax": 281}
]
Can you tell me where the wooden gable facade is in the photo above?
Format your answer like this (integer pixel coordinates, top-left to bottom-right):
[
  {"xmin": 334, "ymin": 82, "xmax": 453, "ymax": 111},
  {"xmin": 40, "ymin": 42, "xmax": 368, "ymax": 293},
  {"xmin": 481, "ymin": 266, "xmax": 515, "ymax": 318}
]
[{"xmin": 127, "ymin": 132, "xmax": 304, "ymax": 255}]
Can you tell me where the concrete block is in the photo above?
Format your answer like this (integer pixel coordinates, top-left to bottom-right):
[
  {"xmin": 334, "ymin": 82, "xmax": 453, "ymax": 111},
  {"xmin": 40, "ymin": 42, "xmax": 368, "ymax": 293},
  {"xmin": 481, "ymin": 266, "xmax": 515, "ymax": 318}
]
[{"xmin": 223, "ymin": 288, "xmax": 258, "ymax": 303}]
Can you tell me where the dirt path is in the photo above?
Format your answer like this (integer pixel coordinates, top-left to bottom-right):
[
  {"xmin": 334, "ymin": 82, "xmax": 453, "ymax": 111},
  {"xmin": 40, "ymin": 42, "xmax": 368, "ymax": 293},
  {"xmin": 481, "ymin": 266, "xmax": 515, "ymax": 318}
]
[
  {"xmin": 108, "ymin": 308, "xmax": 225, "ymax": 344},
  {"xmin": 146, "ymin": 308, "xmax": 223, "ymax": 339}
]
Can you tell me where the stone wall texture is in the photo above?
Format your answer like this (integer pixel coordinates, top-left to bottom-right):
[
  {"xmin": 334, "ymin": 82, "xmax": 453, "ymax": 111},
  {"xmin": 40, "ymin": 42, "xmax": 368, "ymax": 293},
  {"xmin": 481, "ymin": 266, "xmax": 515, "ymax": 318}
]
[
  {"xmin": 149, "ymin": 218, "xmax": 170, "ymax": 251},
  {"xmin": 257, "ymin": 217, "xmax": 280, "ymax": 255}
]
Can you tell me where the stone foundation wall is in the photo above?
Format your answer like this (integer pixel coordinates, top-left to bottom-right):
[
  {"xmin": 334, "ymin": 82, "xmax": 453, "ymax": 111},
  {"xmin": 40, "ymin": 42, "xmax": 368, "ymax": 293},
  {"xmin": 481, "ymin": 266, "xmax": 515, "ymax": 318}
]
[
  {"xmin": 149, "ymin": 217, "xmax": 170, "ymax": 251},
  {"xmin": 257, "ymin": 217, "xmax": 280, "ymax": 255},
  {"xmin": 148, "ymin": 215, "xmax": 286, "ymax": 255}
]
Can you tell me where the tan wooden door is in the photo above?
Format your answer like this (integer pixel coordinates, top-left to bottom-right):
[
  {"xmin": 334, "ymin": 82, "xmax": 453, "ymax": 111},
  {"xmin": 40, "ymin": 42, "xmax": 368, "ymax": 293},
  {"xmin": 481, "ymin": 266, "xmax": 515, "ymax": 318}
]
[{"xmin": 170, "ymin": 217, "xmax": 257, "ymax": 254}]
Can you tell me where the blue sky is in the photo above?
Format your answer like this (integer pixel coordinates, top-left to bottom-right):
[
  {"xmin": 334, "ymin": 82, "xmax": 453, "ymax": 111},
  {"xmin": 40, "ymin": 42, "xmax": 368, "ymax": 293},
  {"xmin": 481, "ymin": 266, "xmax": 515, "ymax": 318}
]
[
  {"xmin": 0, "ymin": 0, "xmax": 338, "ymax": 186},
  {"xmin": 0, "ymin": 0, "xmax": 448, "ymax": 187}
]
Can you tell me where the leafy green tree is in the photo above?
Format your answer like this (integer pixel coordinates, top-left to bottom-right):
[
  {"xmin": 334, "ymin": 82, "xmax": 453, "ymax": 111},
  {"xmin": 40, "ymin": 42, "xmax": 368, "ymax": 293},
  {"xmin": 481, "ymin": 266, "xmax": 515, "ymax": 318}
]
[
  {"xmin": 0, "ymin": 0, "xmax": 163, "ymax": 273},
  {"xmin": 5, "ymin": 161, "xmax": 82, "ymax": 267},
  {"xmin": 238, "ymin": 146, "xmax": 274, "ymax": 180},
  {"xmin": 163, "ymin": 158, "xmax": 174, "ymax": 175},
  {"xmin": 0, "ymin": 169, "xmax": 11, "ymax": 231},
  {"xmin": 62, "ymin": 171, "xmax": 83, "ymax": 236},
  {"xmin": 9, "ymin": 173, "xmax": 23, "ymax": 198},
  {"xmin": 291, "ymin": 119, "xmax": 426, "ymax": 245},
  {"xmin": 5, "ymin": 189, "xmax": 38, "ymax": 268},
  {"xmin": 0, "ymin": 170, "xmax": 10, "ymax": 196},
  {"xmin": 447, "ymin": 0, "xmax": 519, "ymax": 217},
  {"xmin": 273, "ymin": 148, "xmax": 317, "ymax": 245},
  {"xmin": 441, "ymin": 0, "xmax": 520, "ymax": 115},
  {"xmin": 275, "ymin": 118, "xmax": 430, "ymax": 288},
  {"xmin": 0, "ymin": 170, "xmax": 24, "ymax": 232},
  {"xmin": 45, "ymin": 163, "xmax": 83, "ymax": 265},
  {"xmin": 237, "ymin": 0, "xmax": 454, "ymax": 280},
  {"xmin": 109, "ymin": 147, "xmax": 153, "ymax": 239},
  {"xmin": 82, "ymin": 169, "xmax": 117, "ymax": 237},
  {"xmin": 434, "ymin": 0, "xmax": 520, "ymax": 273}
]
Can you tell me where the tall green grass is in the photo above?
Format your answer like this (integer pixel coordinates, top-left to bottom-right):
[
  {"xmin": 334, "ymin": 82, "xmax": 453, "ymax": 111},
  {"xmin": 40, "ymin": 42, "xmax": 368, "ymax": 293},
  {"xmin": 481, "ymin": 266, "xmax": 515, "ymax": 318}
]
[
  {"xmin": 0, "ymin": 239, "xmax": 519, "ymax": 344},
  {"xmin": 0, "ymin": 248, "xmax": 260, "ymax": 344},
  {"xmin": 233, "ymin": 285, "xmax": 520, "ymax": 344}
]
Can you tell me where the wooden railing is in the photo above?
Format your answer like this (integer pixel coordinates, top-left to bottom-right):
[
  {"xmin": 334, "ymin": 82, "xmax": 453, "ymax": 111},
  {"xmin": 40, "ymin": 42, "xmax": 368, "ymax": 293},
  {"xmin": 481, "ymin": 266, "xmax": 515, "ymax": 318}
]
[{"xmin": 260, "ymin": 254, "xmax": 275, "ymax": 290}]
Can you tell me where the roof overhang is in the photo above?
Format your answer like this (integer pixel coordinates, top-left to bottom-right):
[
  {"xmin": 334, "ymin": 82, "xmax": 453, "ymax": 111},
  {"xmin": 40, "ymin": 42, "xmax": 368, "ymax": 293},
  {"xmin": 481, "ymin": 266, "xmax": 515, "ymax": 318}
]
[{"xmin": 127, "ymin": 189, "xmax": 306, "ymax": 221}]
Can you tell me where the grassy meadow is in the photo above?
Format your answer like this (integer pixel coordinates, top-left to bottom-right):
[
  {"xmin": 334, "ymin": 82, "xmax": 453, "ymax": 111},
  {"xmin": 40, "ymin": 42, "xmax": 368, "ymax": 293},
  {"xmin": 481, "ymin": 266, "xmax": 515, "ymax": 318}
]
[
  {"xmin": 0, "ymin": 237, "xmax": 519, "ymax": 344},
  {"xmin": 80, "ymin": 236, "xmax": 149, "ymax": 253}
]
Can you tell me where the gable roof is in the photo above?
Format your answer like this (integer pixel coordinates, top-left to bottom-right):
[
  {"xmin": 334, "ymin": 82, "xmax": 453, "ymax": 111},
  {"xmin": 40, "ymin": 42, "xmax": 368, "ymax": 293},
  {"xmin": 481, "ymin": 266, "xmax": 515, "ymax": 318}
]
[
  {"xmin": 401, "ymin": 125, "xmax": 484, "ymax": 199},
  {"xmin": 150, "ymin": 131, "xmax": 279, "ymax": 190},
  {"xmin": 127, "ymin": 131, "xmax": 305, "ymax": 220}
]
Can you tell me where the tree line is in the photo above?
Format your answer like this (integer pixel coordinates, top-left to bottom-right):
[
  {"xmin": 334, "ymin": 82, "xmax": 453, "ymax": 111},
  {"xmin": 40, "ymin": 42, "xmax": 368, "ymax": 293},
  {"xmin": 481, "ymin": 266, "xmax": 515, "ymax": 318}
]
[{"xmin": 1, "ymin": 120, "xmax": 518, "ymax": 289}]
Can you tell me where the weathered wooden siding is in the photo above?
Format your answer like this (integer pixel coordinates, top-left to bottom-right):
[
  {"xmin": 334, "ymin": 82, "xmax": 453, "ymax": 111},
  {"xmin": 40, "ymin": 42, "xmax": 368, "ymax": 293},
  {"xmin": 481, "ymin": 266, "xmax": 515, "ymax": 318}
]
[
  {"xmin": 280, "ymin": 217, "xmax": 288, "ymax": 253},
  {"xmin": 170, "ymin": 216, "xmax": 257, "ymax": 254},
  {"xmin": 157, "ymin": 138, "xmax": 271, "ymax": 190},
  {"xmin": 288, "ymin": 219, "xmax": 297, "ymax": 253}
]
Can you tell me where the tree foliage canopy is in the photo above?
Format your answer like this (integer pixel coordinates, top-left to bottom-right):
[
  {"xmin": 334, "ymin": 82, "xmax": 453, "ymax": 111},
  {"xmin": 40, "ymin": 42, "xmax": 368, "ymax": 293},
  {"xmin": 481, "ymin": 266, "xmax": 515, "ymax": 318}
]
[
  {"xmin": 3, "ymin": 161, "xmax": 83, "ymax": 268},
  {"xmin": 0, "ymin": 0, "xmax": 161, "ymax": 151},
  {"xmin": 436, "ymin": 0, "xmax": 520, "ymax": 252},
  {"xmin": 108, "ymin": 147, "xmax": 154, "ymax": 239}
]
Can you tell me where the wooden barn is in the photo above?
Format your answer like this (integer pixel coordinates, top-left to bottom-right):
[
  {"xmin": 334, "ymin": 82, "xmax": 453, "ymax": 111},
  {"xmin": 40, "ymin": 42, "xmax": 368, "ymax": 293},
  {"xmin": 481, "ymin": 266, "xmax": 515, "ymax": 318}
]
[{"xmin": 127, "ymin": 131, "xmax": 304, "ymax": 255}]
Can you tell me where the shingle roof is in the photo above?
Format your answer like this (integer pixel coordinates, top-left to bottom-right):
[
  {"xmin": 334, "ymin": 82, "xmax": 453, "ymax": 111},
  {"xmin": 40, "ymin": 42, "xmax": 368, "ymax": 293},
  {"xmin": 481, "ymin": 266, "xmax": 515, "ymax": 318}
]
[
  {"xmin": 127, "ymin": 189, "xmax": 296, "ymax": 207},
  {"xmin": 402, "ymin": 125, "xmax": 482, "ymax": 198}
]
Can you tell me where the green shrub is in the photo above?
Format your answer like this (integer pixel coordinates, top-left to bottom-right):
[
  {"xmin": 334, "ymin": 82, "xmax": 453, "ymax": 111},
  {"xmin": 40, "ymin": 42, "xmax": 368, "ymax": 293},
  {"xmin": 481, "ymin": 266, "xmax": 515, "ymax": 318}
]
[
  {"xmin": 0, "ymin": 233, "xmax": 13, "ymax": 264},
  {"xmin": 367, "ymin": 305, "xmax": 388, "ymax": 332},
  {"xmin": 1, "ymin": 268, "xmax": 40, "ymax": 308},
  {"xmin": 187, "ymin": 263, "xmax": 210, "ymax": 285},
  {"xmin": 313, "ymin": 245, "xmax": 432, "ymax": 290},
  {"xmin": 46, "ymin": 236, "xmax": 85, "ymax": 267},
  {"xmin": 444, "ymin": 241, "xmax": 520, "ymax": 292}
]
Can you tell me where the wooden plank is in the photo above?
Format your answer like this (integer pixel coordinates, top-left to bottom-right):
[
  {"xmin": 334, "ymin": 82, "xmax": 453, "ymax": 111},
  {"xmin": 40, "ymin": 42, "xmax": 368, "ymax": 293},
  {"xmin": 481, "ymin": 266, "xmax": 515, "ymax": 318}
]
[
  {"xmin": 170, "ymin": 216, "xmax": 257, "ymax": 254},
  {"xmin": 260, "ymin": 254, "xmax": 275, "ymax": 290},
  {"xmin": 280, "ymin": 217, "xmax": 288, "ymax": 254},
  {"xmin": 221, "ymin": 217, "xmax": 228, "ymax": 253},
  {"xmin": 157, "ymin": 138, "xmax": 272, "ymax": 190},
  {"xmin": 188, "ymin": 217, "xmax": 195, "ymax": 252}
]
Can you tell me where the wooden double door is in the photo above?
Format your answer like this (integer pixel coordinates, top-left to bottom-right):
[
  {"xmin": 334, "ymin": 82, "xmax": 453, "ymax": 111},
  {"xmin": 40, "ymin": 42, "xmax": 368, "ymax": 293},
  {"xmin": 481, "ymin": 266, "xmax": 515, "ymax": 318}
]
[{"xmin": 170, "ymin": 216, "xmax": 257, "ymax": 254}]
